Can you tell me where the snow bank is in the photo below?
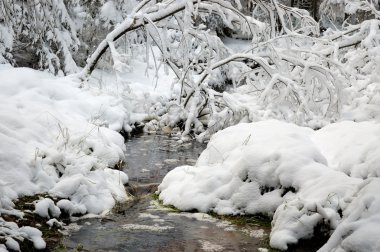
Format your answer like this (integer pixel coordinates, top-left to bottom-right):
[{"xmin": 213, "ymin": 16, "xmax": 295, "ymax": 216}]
[
  {"xmin": 0, "ymin": 65, "xmax": 129, "ymax": 214},
  {"xmin": 312, "ymin": 121, "xmax": 380, "ymax": 178},
  {"xmin": 0, "ymin": 65, "xmax": 131, "ymax": 250},
  {"xmin": 0, "ymin": 52, "xmax": 178, "ymax": 250},
  {"xmin": 158, "ymin": 120, "xmax": 380, "ymax": 251}
]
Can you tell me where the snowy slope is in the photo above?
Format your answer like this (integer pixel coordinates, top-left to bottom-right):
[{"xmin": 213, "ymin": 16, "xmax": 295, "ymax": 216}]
[{"xmin": 158, "ymin": 120, "xmax": 380, "ymax": 251}]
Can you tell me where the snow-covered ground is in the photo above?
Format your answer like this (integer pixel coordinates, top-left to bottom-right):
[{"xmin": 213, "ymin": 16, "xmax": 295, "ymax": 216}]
[
  {"xmin": 158, "ymin": 120, "xmax": 380, "ymax": 251},
  {"xmin": 0, "ymin": 52, "xmax": 176, "ymax": 250}
]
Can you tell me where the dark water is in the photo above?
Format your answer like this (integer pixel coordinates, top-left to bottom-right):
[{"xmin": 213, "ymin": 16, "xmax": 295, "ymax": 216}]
[
  {"xmin": 61, "ymin": 134, "xmax": 325, "ymax": 252},
  {"xmin": 123, "ymin": 134, "xmax": 205, "ymax": 183}
]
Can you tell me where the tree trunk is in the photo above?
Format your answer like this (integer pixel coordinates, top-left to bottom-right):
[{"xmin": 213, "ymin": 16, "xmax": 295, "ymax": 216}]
[
  {"xmin": 79, "ymin": 1, "xmax": 191, "ymax": 80},
  {"xmin": 312, "ymin": 0, "xmax": 318, "ymax": 20}
]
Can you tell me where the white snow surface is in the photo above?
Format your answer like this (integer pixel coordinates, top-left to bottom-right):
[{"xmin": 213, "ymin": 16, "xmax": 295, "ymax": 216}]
[
  {"xmin": 158, "ymin": 120, "xmax": 380, "ymax": 251},
  {"xmin": 34, "ymin": 198, "xmax": 61, "ymax": 219}
]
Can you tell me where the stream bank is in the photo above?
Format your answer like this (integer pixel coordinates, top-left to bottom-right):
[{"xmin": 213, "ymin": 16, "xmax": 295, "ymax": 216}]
[
  {"xmin": 58, "ymin": 134, "xmax": 275, "ymax": 252},
  {"xmin": 56, "ymin": 134, "xmax": 327, "ymax": 252}
]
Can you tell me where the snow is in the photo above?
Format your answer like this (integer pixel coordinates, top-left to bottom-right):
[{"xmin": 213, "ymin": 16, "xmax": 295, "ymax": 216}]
[
  {"xmin": 319, "ymin": 178, "xmax": 380, "ymax": 252},
  {"xmin": 222, "ymin": 37, "xmax": 252, "ymax": 53},
  {"xmin": 5, "ymin": 238, "xmax": 19, "ymax": 252},
  {"xmin": 56, "ymin": 199, "xmax": 86, "ymax": 216},
  {"xmin": 100, "ymin": 1, "xmax": 123, "ymax": 25},
  {"xmin": 34, "ymin": 198, "xmax": 61, "ymax": 219},
  {"xmin": 0, "ymin": 49, "xmax": 175, "ymax": 249},
  {"xmin": 46, "ymin": 218, "xmax": 63, "ymax": 228},
  {"xmin": 258, "ymin": 248, "xmax": 268, "ymax": 252},
  {"xmin": 0, "ymin": 217, "xmax": 47, "ymax": 251},
  {"xmin": 158, "ymin": 120, "xmax": 380, "ymax": 251},
  {"xmin": 0, "ymin": 65, "xmax": 128, "ymax": 215},
  {"xmin": 312, "ymin": 121, "xmax": 380, "ymax": 178},
  {"xmin": 19, "ymin": 226, "xmax": 46, "ymax": 249},
  {"xmin": 0, "ymin": 24, "xmax": 13, "ymax": 64},
  {"xmin": 0, "ymin": 64, "xmax": 127, "ymax": 249}
]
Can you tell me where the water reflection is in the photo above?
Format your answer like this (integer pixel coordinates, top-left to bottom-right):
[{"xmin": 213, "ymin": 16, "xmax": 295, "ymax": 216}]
[{"xmin": 124, "ymin": 134, "xmax": 205, "ymax": 183}]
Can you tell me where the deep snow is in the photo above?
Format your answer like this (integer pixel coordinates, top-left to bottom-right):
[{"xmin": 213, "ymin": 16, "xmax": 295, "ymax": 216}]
[{"xmin": 158, "ymin": 120, "xmax": 380, "ymax": 251}]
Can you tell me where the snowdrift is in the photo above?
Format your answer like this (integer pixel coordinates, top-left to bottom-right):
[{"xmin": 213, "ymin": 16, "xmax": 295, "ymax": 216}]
[{"xmin": 158, "ymin": 120, "xmax": 380, "ymax": 251}]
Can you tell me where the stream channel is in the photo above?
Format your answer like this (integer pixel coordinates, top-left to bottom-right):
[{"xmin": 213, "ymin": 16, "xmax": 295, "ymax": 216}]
[{"xmin": 60, "ymin": 134, "xmax": 323, "ymax": 252}]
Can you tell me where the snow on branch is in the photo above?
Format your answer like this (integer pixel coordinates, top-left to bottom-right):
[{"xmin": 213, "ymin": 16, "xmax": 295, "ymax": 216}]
[
  {"xmin": 79, "ymin": 0, "xmax": 321, "ymax": 80},
  {"xmin": 181, "ymin": 46, "xmax": 347, "ymax": 140}
]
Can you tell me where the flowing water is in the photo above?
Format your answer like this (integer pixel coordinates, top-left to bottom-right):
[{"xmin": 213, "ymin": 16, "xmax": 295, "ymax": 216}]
[{"xmin": 60, "ymin": 134, "xmax": 324, "ymax": 252}]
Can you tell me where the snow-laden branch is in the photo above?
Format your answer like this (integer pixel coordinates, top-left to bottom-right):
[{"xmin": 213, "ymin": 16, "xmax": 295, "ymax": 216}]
[
  {"xmin": 79, "ymin": 0, "xmax": 190, "ymax": 80},
  {"xmin": 179, "ymin": 45, "xmax": 348, "ymax": 139},
  {"xmin": 79, "ymin": 0, "xmax": 320, "ymax": 80},
  {"xmin": 75, "ymin": 0, "xmax": 378, "ymax": 142}
]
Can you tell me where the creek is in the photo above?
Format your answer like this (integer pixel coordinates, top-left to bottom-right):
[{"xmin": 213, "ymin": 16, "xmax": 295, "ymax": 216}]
[{"xmin": 60, "ymin": 134, "xmax": 323, "ymax": 252}]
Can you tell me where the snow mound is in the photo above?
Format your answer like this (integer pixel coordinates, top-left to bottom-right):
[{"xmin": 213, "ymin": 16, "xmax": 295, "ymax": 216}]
[
  {"xmin": 158, "ymin": 120, "xmax": 380, "ymax": 251},
  {"xmin": 34, "ymin": 198, "xmax": 61, "ymax": 218}
]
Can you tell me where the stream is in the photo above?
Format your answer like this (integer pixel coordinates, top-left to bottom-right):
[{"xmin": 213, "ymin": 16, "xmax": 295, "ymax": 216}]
[{"xmin": 60, "ymin": 134, "xmax": 323, "ymax": 252}]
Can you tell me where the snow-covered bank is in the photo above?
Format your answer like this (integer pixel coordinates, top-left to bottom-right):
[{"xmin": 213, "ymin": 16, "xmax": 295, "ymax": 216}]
[
  {"xmin": 0, "ymin": 65, "xmax": 129, "ymax": 213},
  {"xmin": 0, "ymin": 61, "xmax": 175, "ymax": 250},
  {"xmin": 0, "ymin": 65, "xmax": 129, "ymax": 249},
  {"xmin": 158, "ymin": 120, "xmax": 380, "ymax": 251}
]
